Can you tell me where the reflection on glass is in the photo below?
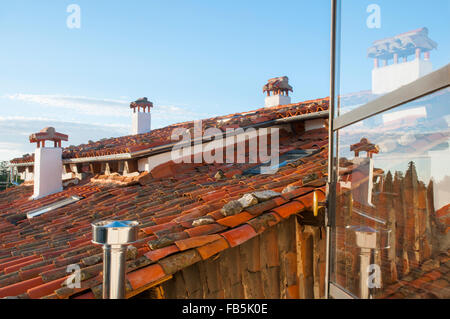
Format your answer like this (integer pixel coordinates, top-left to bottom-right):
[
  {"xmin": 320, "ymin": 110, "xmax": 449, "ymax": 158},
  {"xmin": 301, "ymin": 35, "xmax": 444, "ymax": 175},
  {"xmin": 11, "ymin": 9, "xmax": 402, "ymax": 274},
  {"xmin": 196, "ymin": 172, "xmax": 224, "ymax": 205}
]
[
  {"xmin": 337, "ymin": 0, "xmax": 450, "ymax": 115},
  {"xmin": 368, "ymin": 28, "xmax": 436, "ymax": 95},
  {"xmin": 331, "ymin": 88, "xmax": 450, "ymax": 298}
]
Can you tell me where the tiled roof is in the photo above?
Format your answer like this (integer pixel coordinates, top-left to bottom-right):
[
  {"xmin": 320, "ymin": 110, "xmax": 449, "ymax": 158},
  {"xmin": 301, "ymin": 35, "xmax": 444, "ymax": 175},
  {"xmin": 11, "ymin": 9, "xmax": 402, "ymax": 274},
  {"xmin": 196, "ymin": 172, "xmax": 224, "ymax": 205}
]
[
  {"xmin": 0, "ymin": 119, "xmax": 329, "ymax": 298},
  {"xmin": 381, "ymin": 251, "xmax": 450, "ymax": 299},
  {"xmin": 10, "ymin": 98, "xmax": 328, "ymax": 164}
]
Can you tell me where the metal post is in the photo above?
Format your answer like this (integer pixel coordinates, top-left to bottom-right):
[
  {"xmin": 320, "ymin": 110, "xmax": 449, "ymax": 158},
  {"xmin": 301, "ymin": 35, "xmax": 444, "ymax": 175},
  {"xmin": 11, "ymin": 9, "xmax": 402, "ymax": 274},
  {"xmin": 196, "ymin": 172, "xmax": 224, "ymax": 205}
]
[
  {"xmin": 5, "ymin": 168, "xmax": 10, "ymax": 190},
  {"xmin": 102, "ymin": 245, "xmax": 128, "ymax": 299},
  {"xmin": 325, "ymin": 0, "xmax": 339, "ymax": 299},
  {"xmin": 359, "ymin": 248, "xmax": 371, "ymax": 299},
  {"xmin": 102, "ymin": 245, "xmax": 112, "ymax": 299},
  {"xmin": 92, "ymin": 220, "xmax": 139, "ymax": 299}
]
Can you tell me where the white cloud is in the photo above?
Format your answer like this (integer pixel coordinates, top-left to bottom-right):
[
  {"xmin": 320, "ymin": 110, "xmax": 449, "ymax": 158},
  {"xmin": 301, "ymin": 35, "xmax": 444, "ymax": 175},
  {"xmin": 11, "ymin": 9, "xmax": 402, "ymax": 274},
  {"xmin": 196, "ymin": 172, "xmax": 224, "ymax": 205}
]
[
  {"xmin": 3, "ymin": 93, "xmax": 130, "ymax": 117},
  {"xmin": 0, "ymin": 149, "xmax": 24, "ymax": 162},
  {"xmin": 0, "ymin": 93, "xmax": 215, "ymax": 161},
  {"xmin": 0, "ymin": 143, "xmax": 25, "ymax": 161},
  {"xmin": 1, "ymin": 93, "xmax": 212, "ymax": 126},
  {"xmin": 0, "ymin": 117, "xmax": 130, "ymax": 161},
  {"xmin": 0, "ymin": 115, "xmax": 129, "ymax": 130},
  {"xmin": 0, "ymin": 142, "xmax": 22, "ymax": 149}
]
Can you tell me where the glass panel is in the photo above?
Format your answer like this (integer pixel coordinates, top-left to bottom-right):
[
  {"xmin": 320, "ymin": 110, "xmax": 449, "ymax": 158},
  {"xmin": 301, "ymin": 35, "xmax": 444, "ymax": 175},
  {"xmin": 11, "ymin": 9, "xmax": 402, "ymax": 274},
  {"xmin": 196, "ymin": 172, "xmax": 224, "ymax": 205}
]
[
  {"xmin": 331, "ymin": 87, "xmax": 450, "ymax": 298},
  {"xmin": 336, "ymin": 0, "xmax": 450, "ymax": 115}
]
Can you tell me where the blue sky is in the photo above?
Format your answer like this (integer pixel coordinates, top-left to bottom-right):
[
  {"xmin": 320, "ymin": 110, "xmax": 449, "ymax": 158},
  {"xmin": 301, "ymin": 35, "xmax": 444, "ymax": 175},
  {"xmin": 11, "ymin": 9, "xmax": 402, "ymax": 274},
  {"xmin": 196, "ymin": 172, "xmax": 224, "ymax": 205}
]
[
  {"xmin": 0, "ymin": 0, "xmax": 448, "ymax": 161},
  {"xmin": 339, "ymin": 0, "xmax": 450, "ymax": 94}
]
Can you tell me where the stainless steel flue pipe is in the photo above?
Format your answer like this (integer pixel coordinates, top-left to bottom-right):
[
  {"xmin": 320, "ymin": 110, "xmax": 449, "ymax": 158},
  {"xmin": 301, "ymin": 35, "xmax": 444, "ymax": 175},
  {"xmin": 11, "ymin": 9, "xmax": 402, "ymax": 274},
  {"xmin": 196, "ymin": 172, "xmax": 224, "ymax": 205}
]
[{"xmin": 92, "ymin": 220, "xmax": 139, "ymax": 299}]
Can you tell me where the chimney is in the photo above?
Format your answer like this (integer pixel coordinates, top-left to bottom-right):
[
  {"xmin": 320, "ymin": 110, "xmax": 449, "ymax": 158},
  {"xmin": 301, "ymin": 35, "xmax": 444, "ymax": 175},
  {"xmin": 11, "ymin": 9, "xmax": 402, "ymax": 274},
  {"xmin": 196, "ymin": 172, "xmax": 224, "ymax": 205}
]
[
  {"xmin": 349, "ymin": 138, "xmax": 379, "ymax": 207},
  {"xmin": 263, "ymin": 76, "xmax": 292, "ymax": 108},
  {"xmin": 29, "ymin": 127, "xmax": 68, "ymax": 199},
  {"xmin": 130, "ymin": 97, "xmax": 153, "ymax": 135},
  {"xmin": 92, "ymin": 220, "xmax": 139, "ymax": 299},
  {"xmin": 368, "ymin": 28, "xmax": 437, "ymax": 95}
]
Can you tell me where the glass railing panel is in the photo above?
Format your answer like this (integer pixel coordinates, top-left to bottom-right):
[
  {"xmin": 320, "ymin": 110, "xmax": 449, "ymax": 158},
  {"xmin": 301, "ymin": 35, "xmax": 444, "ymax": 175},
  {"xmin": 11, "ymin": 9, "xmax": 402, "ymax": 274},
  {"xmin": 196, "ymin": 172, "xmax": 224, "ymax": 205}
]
[
  {"xmin": 337, "ymin": 0, "xmax": 450, "ymax": 115},
  {"xmin": 331, "ymin": 87, "xmax": 450, "ymax": 298}
]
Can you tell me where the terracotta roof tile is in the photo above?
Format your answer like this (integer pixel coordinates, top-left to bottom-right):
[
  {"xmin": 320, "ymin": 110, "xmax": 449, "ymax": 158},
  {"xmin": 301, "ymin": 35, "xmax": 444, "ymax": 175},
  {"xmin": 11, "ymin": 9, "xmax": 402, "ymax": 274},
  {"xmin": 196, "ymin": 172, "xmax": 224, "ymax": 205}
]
[
  {"xmin": 27, "ymin": 276, "xmax": 67, "ymax": 299},
  {"xmin": 174, "ymin": 234, "xmax": 222, "ymax": 251},
  {"xmin": 216, "ymin": 212, "xmax": 254, "ymax": 228},
  {"xmin": 0, "ymin": 276, "xmax": 44, "ymax": 298},
  {"xmin": 424, "ymin": 270, "xmax": 441, "ymax": 281},
  {"xmin": 144, "ymin": 245, "xmax": 180, "ymax": 262},
  {"xmin": 0, "ymin": 255, "xmax": 39, "ymax": 272},
  {"xmin": 221, "ymin": 224, "xmax": 257, "ymax": 247},
  {"xmin": 196, "ymin": 238, "xmax": 230, "ymax": 260},
  {"xmin": 72, "ymin": 291, "xmax": 95, "ymax": 299},
  {"xmin": 245, "ymin": 196, "xmax": 288, "ymax": 215},
  {"xmin": 184, "ymin": 223, "xmax": 228, "ymax": 238},
  {"xmin": 55, "ymin": 274, "xmax": 102, "ymax": 299},
  {"xmin": 19, "ymin": 264, "xmax": 55, "ymax": 281},
  {"xmin": 271, "ymin": 201, "xmax": 305, "ymax": 219},
  {"xmin": 381, "ymin": 251, "xmax": 450, "ymax": 299},
  {"xmin": 246, "ymin": 212, "xmax": 282, "ymax": 234},
  {"xmin": 294, "ymin": 188, "xmax": 326, "ymax": 207},
  {"xmin": 206, "ymin": 209, "xmax": 225, "ymax": 221},
  {"xmin": 127, "ymin": 263, "xmax": 167, "ymax": 291},
  {"xmin": 3, "ymin": 257, "xmax": 43, "ymax": 274},
  {"xmin": 158, "ymin": 249, "xmax": 202, "ymax": 275},
  {"xmin": 141, "ymin": 222, "xmax": 178, "ymax": 235}
]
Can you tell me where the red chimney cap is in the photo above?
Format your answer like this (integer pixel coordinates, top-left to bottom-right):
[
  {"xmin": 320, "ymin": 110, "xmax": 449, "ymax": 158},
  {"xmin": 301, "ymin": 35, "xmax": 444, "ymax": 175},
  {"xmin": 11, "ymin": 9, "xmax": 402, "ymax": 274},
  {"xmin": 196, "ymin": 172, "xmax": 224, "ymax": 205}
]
[
  {"xmin": 350, "ymin": 138, "xmax": 379, "ymax": 158},
  {"xmin": 263, "ymin": 76, "xmax": 293, "ymax": 94},
  {"xmin": 29, "ymin": 127, "xmax": 69, "ymax": 144}
]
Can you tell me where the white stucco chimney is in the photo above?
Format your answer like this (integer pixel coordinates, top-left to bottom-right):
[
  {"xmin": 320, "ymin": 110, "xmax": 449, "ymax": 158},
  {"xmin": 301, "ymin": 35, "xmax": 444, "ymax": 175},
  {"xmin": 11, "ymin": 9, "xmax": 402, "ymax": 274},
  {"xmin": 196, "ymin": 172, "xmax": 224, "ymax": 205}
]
[
  {"xmin": 369, "ymin": 28, "xmax": 437, "ymax": 95},
  {"xmin": 263, "ymin": 76, "xmax": 292, "ymax": 108},
  {"xmin": 29, "ymin": 127, "xmax": 68, "ymax": 200},
  {"xmin": 130, "ymin": 97, "xmax": 153, "ymax": 135}
]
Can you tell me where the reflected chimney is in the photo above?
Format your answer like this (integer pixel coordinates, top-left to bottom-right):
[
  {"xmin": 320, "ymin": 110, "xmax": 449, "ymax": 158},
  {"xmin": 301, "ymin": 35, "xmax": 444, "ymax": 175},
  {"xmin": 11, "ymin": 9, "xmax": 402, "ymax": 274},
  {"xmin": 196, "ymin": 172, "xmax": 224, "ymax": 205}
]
[
  {"xmin": 349, "ymin": 138, "xmax": 380, "ymax": 207},
  {"xmin": 368, "ymin": 27, "xmax": 437, "ymax": 95}
]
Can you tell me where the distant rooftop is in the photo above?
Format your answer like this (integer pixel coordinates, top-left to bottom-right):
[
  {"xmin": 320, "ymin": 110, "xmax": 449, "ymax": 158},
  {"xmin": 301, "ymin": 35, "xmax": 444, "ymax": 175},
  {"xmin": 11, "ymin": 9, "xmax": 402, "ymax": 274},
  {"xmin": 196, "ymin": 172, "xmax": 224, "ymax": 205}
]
[{"xmin": 10, "ymin": 98, "xmax": 329, "ymax": 165}]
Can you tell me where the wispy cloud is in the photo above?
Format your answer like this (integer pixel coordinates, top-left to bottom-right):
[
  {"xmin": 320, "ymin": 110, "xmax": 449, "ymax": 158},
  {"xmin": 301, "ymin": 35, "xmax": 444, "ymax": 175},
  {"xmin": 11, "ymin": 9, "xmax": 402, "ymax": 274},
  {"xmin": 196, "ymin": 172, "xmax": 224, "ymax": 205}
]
[
  {"xmin": 3, "ymin": 93, "xmax": 130, "ymax": 117},
  {"xmin": 0, "ymin": 117, "xmax": 130, "ymax": 161},
  {"xmin": 0, "ymin": 142, "xmax": 27, "ymax": 162},
  {"xmin": 0, "ymin": 115, "xmax": 130, "ymax": 130},
  {"xmin": 0, "ymin": 93, "xmax": 215, "ymax": 161},
  {"xmin": 2, "ymin": 93, "xmax": 212, "ymax": 125},
  {"xmin": 0, "ymin": 142, "xmax": 23, "ymax": 151}
]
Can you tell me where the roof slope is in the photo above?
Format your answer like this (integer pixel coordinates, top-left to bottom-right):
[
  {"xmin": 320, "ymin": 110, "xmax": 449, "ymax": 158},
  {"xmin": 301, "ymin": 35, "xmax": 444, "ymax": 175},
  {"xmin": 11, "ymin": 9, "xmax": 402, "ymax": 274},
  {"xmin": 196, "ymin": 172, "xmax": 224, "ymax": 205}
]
[
  {"xmin": 0, "ymin": 103, "xmax": 329, "ymax": 299},
  {"xmin": 381, "ymin": 251, "xmax": 450, "ymax": 299}
]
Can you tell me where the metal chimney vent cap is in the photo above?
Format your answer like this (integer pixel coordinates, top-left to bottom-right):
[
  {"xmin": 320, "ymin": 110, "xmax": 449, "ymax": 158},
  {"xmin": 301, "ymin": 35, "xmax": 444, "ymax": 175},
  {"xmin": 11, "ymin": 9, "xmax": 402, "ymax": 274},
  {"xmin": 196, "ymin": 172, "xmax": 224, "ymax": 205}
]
[{"xmin": 92, "ymin": 220, "xmax": 139, "ymax": 245}]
